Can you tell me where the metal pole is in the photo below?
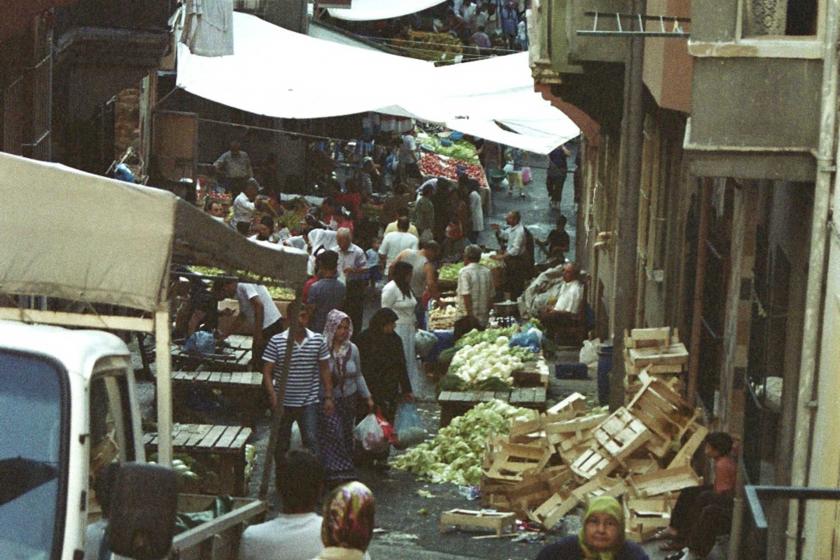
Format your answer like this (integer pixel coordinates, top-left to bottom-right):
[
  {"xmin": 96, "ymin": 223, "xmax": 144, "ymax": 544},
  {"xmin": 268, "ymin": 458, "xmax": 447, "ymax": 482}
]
[
  {"xmin": 259, "ymin": 294, "xmax": 301, "ymax": 500},
  {"xmin": 687, "ymin": 178, "xmax": 711, "ymax": 405},
  {"xmin": 609, "ymin": 0, "xmax": 646, "ymax": 410},
  {"xmin": 155, "ymin": 304, "xmax": 173, "ymax": 467},
  {"xmin": 786, "ymin": 0, "xmax": 839, "ymax": 554}
]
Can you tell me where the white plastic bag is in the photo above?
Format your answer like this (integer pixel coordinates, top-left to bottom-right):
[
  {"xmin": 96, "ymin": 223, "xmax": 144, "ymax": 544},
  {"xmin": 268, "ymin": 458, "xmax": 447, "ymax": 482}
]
[
  {"xmin": 579, "ymin": 338, "xmax": 601, "ymax": 366},
  {"xmin": 353, "ymin": 413, "xmax": 389, "ymax": 454}
]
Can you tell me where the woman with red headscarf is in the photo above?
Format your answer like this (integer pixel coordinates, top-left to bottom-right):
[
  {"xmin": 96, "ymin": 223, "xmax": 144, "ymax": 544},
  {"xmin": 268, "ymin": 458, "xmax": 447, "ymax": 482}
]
[{"xmin": 318, "ymin": 310, "xmax": 374, "ymax": 484}]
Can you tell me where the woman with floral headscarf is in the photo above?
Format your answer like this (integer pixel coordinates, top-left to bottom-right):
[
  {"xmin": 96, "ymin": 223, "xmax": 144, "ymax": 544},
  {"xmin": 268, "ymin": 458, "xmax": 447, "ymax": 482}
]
[
  {"xmin": 313, "ymin": 481, "xmax": 375, "ymax": 560},
  {"xmin": 319, "ymin": 309, "xmax": 374, "ymax": 483},
  {"xmin": 535, "ymin": 496, "xmax": 649, "ymax": 560}
]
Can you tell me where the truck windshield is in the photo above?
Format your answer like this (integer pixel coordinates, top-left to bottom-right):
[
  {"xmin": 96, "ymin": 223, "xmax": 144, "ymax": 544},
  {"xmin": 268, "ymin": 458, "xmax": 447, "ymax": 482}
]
[{"xmin": 0, "ymin": 350, "xmax": 66, "ymax": 560}]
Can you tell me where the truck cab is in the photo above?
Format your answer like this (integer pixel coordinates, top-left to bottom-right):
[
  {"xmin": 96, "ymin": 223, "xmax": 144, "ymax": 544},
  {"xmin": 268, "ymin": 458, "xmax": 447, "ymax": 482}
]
[{"xmin": 0, "ymin": 320, "xmax": 145, "ymax": 560}]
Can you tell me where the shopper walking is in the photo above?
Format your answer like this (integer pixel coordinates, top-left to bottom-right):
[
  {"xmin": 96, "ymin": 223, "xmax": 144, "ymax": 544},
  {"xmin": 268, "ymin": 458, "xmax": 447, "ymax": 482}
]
[{"xmin": 318, "ymin": 310, "xmax": 373, "ymax": 484}]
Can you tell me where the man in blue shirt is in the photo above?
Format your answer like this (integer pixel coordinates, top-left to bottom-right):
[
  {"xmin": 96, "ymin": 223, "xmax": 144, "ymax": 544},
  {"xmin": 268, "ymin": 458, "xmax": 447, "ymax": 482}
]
[{"xmin": 307, "ymin": 250, "xmax": 346, "ymax": 333}]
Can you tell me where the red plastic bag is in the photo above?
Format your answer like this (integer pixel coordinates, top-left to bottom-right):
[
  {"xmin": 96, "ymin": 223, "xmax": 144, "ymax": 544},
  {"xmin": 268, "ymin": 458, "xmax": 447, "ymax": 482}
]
[{"xmin": 375, "ymin": 410, "xmax": 397, "ymax": 445}]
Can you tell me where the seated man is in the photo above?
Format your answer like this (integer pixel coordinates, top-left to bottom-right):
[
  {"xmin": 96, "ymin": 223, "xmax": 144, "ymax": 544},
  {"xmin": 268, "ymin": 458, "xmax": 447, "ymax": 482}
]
[
  {"xmin": 539, "ymin": 262, "xmax": 584, "ymax": 333},
  {"xmin": 239, "ymin": 450, "xmax": 325, "ymax": 560}
]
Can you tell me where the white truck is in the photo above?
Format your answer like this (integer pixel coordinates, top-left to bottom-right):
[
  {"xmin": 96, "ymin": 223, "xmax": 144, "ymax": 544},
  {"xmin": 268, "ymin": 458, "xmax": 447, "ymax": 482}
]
[{"xmin": 0, "ymin": 152, "xmax": 308, "ymax": 559}]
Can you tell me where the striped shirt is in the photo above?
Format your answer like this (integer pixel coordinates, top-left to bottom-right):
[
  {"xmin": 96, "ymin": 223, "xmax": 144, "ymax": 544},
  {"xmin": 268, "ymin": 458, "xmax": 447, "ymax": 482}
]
[{"xmin": 263, "ymin": 329, "xmax": 329, "ymax": 407}]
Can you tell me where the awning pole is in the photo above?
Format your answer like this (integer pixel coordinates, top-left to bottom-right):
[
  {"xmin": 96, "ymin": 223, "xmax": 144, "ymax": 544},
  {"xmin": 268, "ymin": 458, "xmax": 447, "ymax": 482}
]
[
  {"xmin": 259, "ymin": 294, "xmax": 301, "ymax": 500},
  {"xmin": 155, "ymin": 303, "xmax": 173, "ymax": 467}
]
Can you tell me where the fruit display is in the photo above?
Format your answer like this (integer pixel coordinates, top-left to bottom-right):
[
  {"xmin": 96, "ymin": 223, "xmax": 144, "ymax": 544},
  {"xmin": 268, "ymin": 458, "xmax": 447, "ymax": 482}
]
[
  {"xmin": 419, "ymin": 152, "xmax": 488, "ymax": 188},
  {"xmin": 429, "ymin": 303, "xmax": 458, "ymax": 330},
  {"xmin": 417, "ymin": 133, "xmax": 479, "ymax": 163}
]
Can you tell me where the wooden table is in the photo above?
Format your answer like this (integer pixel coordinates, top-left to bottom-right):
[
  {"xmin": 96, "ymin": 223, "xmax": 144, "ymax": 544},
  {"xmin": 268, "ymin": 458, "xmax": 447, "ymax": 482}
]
[
  {"xmin": 171, "ymin": 335, "xmax": 254, "ymax": 372},
  {"xmin": 144, "ymin": 423, "xmax": 252, "ymax": 496},
  {"xmin": 171, "ymin": 370, "xmax": 265, "ymax": 427},
  {"xmin": 438, "ymin": 387, "xmax": 547, "ymax": 427}
]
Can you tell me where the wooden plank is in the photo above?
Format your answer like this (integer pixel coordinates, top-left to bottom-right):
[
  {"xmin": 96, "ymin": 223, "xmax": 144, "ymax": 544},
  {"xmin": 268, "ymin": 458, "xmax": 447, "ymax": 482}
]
[
  {"xmin": 220, "ymin": 372, "xmax": 232, "ymax": 383},
  {"xmin": 171, "ymin": 426, "xmax": 193, "ymax": 448},
  {"xmin": 215, "ymin": 425, "xmax": 241, "ymax": 449},
  {"xmin": 440, "ymin": 509, "xmax": 516, "ymax": 537},
  {"xmin": 197, "ymin": 425, "xmax": 228, "ymax": 448},
  {"xmin": 183, "ymin": 424, "xmax": 214, "ymax": 448},
  {"xmin": 196, "ymin": 371, "xmax": 212, "ymax": 381},
  {"xmin": 209, "ymin": 372, "xmax": 222, "ymax": 383},
  {"xmin": 171, "ymin": 498, "xmax": 267, "ymax": 552},
  {"xmin": 668, "ymin": 425, "xmax": 709, "ymax": 468},
  {"xmin": 230, "ymin": 427, "xmax": 252, "ymax": 450},
  {"xmin": 546, "ymin": 392, "xmax": 588, "ymax": 417}
]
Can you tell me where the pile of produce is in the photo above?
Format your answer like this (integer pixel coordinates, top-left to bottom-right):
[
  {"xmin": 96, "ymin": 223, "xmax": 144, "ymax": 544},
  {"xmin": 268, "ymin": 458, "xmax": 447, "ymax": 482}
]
[
  {"xmin": 392, "ymin": 30, "xmax": 463, "ymax": 63},
  {"xmin": 419, "ymin": 152, "xmax": 488, "ymax": 188},
  {"xmin": 391, "ymin": 400, "xmax": 536, "ymax": 485},
  {"xmin": 448, "ymin": 335, "xmax": 538, "ymax": 388},
  {"xmin": 429, "ymin": 304, "xmax": 458, "ymax": 330},
  {"xmin": 186, "ymin": 266, "xmax": 296, "ymax": 300},
  {"xmin": 418, "ymin": 133, "xmax": 479, "ymax": 163},
  {"xmin": 438, "ymin": 254, "xmax": 502, "ymax": 283}
]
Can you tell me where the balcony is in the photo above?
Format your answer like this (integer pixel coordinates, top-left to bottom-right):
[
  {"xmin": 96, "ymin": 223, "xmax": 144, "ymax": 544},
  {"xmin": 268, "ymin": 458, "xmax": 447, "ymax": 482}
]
[
  {"xmin": 684, "ymin": 0, "xmax": 823, "ymax": 181},
  {"xmin": 54, "ymin": 0, "xmax": 173, "ymax": 67}
]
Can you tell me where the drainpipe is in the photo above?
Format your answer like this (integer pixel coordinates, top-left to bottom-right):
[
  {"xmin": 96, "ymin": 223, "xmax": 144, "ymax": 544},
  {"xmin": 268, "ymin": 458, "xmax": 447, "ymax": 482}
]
[
  {"xmin": 785, "ymin": 0, "xmax": 839, "ymax": 556},
  {"xmin": 609, "ymin": 0, "xmax": 646, "ymax": 410}
]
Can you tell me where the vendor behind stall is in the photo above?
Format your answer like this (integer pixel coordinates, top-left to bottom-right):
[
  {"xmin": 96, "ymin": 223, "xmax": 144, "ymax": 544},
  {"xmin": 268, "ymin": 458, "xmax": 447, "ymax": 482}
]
[
  {"xmin": 456, "ymin": 245, "xmax": 493, "ymax": 326},
  {"xmin": 491, "ymin": 210, "xmax": 532, "ymax": 300},
  {"xmin": 214, "ymin": 140, "xmax": 253, "ymax": 196}
]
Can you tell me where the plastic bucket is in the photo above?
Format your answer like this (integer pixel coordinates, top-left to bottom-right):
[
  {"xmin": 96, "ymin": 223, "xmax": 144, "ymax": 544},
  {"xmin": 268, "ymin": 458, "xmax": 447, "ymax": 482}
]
[{"xmin": 597, "ymin": 343, "xmax": 613, "ymax": 406}]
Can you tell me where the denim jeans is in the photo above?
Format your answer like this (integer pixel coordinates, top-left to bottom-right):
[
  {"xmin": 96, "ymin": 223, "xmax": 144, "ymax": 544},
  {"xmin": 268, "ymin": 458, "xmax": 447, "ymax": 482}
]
[{"xmin": 274, "ymin": 402, "xmax": 320, "ymax": 485}]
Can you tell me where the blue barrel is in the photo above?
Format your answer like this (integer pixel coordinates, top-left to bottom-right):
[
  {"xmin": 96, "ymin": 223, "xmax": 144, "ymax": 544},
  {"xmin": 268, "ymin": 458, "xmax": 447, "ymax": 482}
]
[{"xmin": 597, "ymin": 343, "xmax": 613, "ymax": 406}]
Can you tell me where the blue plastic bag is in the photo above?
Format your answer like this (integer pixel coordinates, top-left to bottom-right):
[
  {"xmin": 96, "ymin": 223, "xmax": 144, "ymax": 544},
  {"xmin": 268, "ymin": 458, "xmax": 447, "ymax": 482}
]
[
  {"xmin": 394, "ymin": 403, "xmax": 425, "ymax": 448},
  {"xmin": 184, "ymin": 331, "xmax": 215, "ymax": 355},
  {"xmin": 509, "ymin": 327, "xmax": 542, "ymax": 353}
]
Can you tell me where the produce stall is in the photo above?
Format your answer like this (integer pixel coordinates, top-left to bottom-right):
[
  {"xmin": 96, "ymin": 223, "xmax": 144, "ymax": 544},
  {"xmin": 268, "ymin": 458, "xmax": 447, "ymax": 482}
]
[
  {"xmin": 418, "ymin": 151, "xmax": 489, "ymax": 190},
  {"xmin": 437, "ymin": 252, "xmax": 503, "ymax": 292},
  {"xmin": 437, "ymin": 325, "xmax": 550, "ymax": 424}
]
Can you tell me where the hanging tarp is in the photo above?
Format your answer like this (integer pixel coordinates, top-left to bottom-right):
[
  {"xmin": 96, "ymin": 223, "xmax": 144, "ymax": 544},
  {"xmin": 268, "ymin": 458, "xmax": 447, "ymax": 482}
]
[
  {"xmin": 0, "ymin": 152, "xmax": 308, "ymax": 313},
  {"xmin": 327, "ymin": 0, "xmax": 448, "ymax": 21},
  {"xmin": 176, "ymin": 12, "xmax": 579, "ymax": 153}
]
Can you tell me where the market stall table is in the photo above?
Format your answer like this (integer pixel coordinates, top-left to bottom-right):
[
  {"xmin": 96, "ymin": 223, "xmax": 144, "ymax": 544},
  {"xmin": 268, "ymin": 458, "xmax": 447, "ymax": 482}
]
[
  {"xmin": 144, "ymin": 423, "xmax": 252, "ymax": 496},
  {"xmin": 438, "ymin": 387, "xmax": 547, "ymax": 427},
  {"xmin": 172, "ymin": 370, "xmax": 265, "ymax": 427},
  {"xmin": 171, "ymin": 335, "xmax": 253, "ymax": 372}
]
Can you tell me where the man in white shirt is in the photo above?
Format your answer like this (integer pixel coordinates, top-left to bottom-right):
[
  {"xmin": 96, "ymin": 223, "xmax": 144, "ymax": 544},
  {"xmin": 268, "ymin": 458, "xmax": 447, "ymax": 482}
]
[
  {"xmin": 539, "ymin": 262, "xmax": 585, "ymax": 335},
  {"xmin": 468, "ymin": 184, "xmax": 484, "ymax": 243},
  {"xmin": 379, "ymin": 217, "xmax": 419, "ymax": 269},
  {"xmin": 239, "ymin": 450, "xmax": 325, "ymax": 560},
  {"xmin": 456, "ymin": 245, "xmax": 494, "ymax": 326},
  {"xmin": 214, "ymin": 139, "xmax": 253, "ymax": 196},
  {"xmin": 228, "ymin": 282, "xmax": 284, "ymax": 368},
  {"xmin": 232, "ymin": 179, "xmax": 260, "ymax": 235},
  {"xmin": 491, "ymin": 210, "xmax": 529, "ymax": 299},
  {"xmin": 337, "ymin": 227, "xmax": 370, "ymax": 335}
]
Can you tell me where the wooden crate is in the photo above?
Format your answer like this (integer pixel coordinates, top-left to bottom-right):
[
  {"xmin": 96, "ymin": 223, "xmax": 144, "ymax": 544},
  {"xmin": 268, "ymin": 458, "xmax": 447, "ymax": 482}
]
[
  {"xmin": 626, "ymin": 343, "xmax": 689, "ymax": 370},
  {"xmin": 570, "ymin": 447, "xmax": 619, "ymax": 480},
  {"xmin": 546, "ymin": 392, "xmax": 589, "ymax": 417},
  {"xmin": 624, "ymin": 497, "xmax": 674, "ymax": 542},
  {"xmin": 627, "ymin": 464, "xmax": 702, "ymax": 498},
  {"xmin": 439, "ymin": 509, "xmax": 516, "ymax": 537},
  {"xmin": 625, "ymin": 327, "xmax": 671, "ymax": 349},
  {"xmin": 512, "ymin": 358, "xmax": 551, "ymax": 388},
  {"xmin": 626, "ymin": 374, "xmax": 696, "ymax": 458},
  {"xmin": 592, "ymin": 408, "xmax": 652, "ymax": 464},
  {"xmin": 170, "ymin": 494, "xmax": 267, "ymax": 560},
  {"xmin": 485, "ymin": 441, "xmax": 552, "ymax": 482}
]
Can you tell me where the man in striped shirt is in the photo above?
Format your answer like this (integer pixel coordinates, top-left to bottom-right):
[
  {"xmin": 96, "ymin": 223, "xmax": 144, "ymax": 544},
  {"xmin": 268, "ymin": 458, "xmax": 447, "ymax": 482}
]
[{"xmin": 262, "ymin": 306, "xmax": 335, "ymax": 487}]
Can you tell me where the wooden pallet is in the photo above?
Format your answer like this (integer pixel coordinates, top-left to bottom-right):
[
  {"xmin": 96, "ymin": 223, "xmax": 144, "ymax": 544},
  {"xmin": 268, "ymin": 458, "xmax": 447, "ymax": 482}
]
[
  {"xmin": 626, "ymin": 374, "xmax": 696, "ymax": 457},
  {"xmin": 593, "ymin": 408, "xmax": 652, "ymax": 464},
  {"xmin": 143, "ymin": 423, "xmax": 252, "ymax": 496},
  {"xmin": 439, "ymin": 509, "xmax": 516, "ymax": 537}
]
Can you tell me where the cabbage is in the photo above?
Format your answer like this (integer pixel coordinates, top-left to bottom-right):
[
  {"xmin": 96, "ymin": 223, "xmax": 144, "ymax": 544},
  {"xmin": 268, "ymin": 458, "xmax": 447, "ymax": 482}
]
[{"xmin": 391, "ymin": 400, "xmax": 535, "ymax": 485}]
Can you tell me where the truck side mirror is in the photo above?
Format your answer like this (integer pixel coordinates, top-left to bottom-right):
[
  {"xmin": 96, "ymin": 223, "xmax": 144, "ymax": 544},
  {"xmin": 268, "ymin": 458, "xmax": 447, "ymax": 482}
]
[{"xmin": 108, "ymin": 463, "xmax": 177, "ymax": 560}]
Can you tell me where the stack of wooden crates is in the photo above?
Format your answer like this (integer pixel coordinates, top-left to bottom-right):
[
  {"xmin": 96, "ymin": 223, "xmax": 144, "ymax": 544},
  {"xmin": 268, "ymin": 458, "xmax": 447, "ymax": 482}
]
[{"xmin": 478, "ymin": 328, "xmax": 705, "ymax": 542}]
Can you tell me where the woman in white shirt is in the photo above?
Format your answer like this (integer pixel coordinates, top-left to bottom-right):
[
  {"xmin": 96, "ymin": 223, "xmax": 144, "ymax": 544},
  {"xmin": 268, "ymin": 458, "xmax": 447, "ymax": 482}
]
[{"xmin": 381, "ymin": 261, "xmax": 434, "ymax": 399}]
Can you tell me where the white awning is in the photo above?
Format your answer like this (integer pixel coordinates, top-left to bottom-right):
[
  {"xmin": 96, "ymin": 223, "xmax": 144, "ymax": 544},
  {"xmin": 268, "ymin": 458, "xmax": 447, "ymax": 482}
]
[
  {"xmin": 0, "ymin": 152, "xmax": 308, "ymax": 312},
  {"xmin": 176, "ymin": 12, "xmax": 579, "ymax": 153},
  {"xmin": 327, "ymin": 0, "xmax": 448, "ymax": 21}
]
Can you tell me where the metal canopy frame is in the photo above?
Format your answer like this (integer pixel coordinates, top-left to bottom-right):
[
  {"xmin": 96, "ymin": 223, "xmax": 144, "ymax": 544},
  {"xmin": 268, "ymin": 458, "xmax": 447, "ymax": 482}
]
[{"xmin": 578, "ymin": 11, "xmax": 690, "ymax": 38}]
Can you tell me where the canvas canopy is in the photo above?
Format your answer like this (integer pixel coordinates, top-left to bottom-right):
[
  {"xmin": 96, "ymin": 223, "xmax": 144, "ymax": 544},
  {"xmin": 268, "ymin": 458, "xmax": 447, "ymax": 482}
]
[
  {"xmin": 0, "ymin": 152, "xmax": 308, "ymax": 313},
  {"xmin": 327, "ymin": 0, "xmax": 448, "ymax": 21},
  {"xmin": 176, "ymin": 13, "xmax": 579, "ymax": 154}
]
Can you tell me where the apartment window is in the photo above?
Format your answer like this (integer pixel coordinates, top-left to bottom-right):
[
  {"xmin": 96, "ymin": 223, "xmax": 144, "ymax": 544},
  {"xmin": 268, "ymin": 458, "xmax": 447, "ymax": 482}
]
[{"xmin": 742, "ymin": 0, "xmax": 819, "ymax": 37}]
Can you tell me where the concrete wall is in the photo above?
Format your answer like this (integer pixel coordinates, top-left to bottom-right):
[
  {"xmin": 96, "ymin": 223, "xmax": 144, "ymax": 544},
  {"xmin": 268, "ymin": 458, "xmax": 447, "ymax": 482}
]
[{"xmin": 643, "ymin": 0, "xmax": 692, "ymax": 113}]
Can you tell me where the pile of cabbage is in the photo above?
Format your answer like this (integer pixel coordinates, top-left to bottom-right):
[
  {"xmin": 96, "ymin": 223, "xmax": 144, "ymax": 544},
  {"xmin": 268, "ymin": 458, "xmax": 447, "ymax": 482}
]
[
  {"xmin": 438, "ymin": 253, "xmax": 502, "ymax": 283},
  {"xmin": 391, "ymin": 400, "xmax": 535, "ymax": 485},
  {"xmin": 443, "ymin": 327, "xmax": 538, "ymax": 389}
]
